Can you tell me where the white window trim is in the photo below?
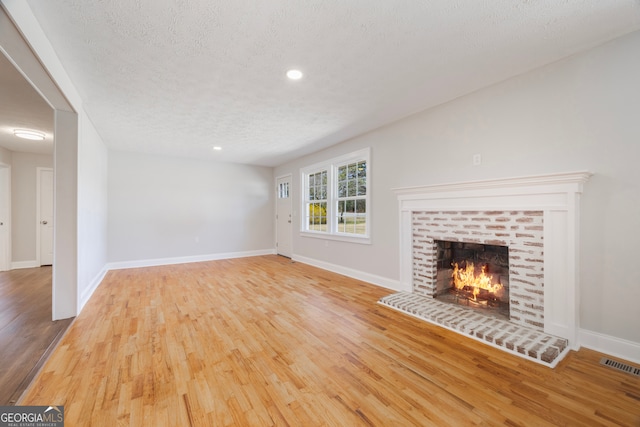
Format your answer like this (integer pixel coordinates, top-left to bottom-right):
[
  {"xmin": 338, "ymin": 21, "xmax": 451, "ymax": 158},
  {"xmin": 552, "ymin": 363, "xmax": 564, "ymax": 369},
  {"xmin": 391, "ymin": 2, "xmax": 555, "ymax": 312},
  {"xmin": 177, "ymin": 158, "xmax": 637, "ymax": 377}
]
[{"xmin": 300, "ymin": 147, "xmax": 371, "ymax": 244}]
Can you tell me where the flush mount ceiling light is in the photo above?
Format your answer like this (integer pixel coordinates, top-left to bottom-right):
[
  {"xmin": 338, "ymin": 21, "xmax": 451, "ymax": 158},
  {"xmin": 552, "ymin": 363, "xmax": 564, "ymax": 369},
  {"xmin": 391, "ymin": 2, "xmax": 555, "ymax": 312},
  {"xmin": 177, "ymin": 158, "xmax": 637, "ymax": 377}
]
[
  {"xmin": 212, "ymin": 146, "xmax": 222, "ymax": 151},
  {"xmin": 286, "ymin": 69, "xmax": 303, "ymax": 80},
  {"xmin": 14, "ymin": 129, "xmax": 45, "ymax": 140}
]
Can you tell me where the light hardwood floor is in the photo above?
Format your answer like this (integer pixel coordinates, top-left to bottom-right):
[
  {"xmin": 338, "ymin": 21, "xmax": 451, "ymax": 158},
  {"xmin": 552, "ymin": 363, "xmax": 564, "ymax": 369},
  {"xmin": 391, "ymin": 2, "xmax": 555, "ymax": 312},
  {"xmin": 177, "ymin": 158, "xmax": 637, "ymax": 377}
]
[
  {"xmin": 19, "ymin": 256, "xmax": 640, "ymax": 426},
  {"xmin": 0, "ymin": 266, "xmax": 73, "ymax": 405}
]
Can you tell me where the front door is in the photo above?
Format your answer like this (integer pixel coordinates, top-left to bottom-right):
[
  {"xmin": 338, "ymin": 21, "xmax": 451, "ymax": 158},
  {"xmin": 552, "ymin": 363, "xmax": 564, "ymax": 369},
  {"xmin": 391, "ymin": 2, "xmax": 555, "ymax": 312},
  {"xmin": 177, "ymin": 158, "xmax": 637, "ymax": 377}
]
[
  {"xmin": 276, "ymin": 175, "xmax": 292, "ymax": 258},
  {"xmin": 38, "ymin": 168, "xmax": 54, "ymax": 266}
]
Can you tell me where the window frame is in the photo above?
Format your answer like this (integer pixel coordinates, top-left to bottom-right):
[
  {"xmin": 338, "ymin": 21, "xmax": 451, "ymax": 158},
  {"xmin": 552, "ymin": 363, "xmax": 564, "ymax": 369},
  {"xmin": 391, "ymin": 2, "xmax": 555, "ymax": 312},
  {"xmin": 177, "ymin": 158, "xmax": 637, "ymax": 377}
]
[{"xmin": 300, "ymin": 148, "xmax": 371, "ymax": 244}]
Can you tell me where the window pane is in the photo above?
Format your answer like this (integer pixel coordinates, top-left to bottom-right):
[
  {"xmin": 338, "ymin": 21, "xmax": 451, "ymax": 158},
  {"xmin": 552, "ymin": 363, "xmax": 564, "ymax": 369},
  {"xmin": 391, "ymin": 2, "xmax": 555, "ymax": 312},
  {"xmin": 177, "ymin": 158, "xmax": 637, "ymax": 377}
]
[
  {"xmin": 336, "ymin": 200, "xmax": 345, "ymax": 232},
  {"xmin": 347, "ymin": 180, "xmax": 355, "ymax": 197},
  {"xmin": 357, "ymin": 178, "xmax": 366, "ymax": 196},
  {"xmin": 338, "ymin": 165, "xmax": 347, "ymax": 198},
  {"xmin": 356, "ymin": 199, "xmax": 366, "ymax": 213},
  {"xmin": 345, "ymin": 215, "xmax": 355, "ymax": 233},
  {"xmin": 338, "ymin": 165, "xmax": 346, "ymax": 181},
  {"xmin": 279, "ymin": 182, "xmax": 289, "ymax": 198},
  {"xmin": 348, "ymin": 163, "xmax": 356, "ymax": 179},
  {"xmin": 338, "ymin": 181, "xmax": 346, "ymax": 198},
  {"xmin": 355, "ymin": 214, "xmax": 366, "ymax": 234},
  {"xmin": 308, "ymin": 202, "xmax": 327, "ymax": 232},
  {"xmin": 346, "ymin": 199, "xmax": 355, "ymax": 213},
  {"xmin": 357, "ymin": 161, "xmax": 366, "ymax": 178}
]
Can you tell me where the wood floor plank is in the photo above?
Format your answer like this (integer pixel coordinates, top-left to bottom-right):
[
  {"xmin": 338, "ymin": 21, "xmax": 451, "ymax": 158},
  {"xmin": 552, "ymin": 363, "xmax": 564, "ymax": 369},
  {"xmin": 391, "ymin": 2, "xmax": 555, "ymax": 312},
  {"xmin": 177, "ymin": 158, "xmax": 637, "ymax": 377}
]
[
  {"xmin": 18, "ymin": 255, "xmax": 640, "ymax": 426},
  {"xmin": 0, "ymin": 266, "xmax": 73, "ymax": 405}
]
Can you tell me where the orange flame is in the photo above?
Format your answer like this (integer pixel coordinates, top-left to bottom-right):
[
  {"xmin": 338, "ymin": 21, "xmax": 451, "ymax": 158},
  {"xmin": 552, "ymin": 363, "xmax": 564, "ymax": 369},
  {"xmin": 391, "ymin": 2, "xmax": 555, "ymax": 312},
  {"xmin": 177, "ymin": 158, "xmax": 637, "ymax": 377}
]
[{"xmin": 452, "ymin": 262, "xmax": 504, "ymax": 300}]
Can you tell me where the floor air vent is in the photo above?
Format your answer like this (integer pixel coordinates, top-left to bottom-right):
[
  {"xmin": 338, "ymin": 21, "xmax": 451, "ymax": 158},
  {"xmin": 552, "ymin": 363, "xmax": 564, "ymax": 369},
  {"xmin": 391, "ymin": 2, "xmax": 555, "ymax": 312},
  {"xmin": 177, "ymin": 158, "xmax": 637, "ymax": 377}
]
[{"xmin": 600, "ymin": 357, "xmax": 640, "ymax": 377}]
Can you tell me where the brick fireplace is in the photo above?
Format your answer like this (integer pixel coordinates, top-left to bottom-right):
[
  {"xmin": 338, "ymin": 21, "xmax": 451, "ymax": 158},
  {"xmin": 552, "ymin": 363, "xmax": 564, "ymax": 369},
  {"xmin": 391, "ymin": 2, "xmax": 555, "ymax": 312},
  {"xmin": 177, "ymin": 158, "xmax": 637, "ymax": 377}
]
[
  {"xmin": 379, "ymin": 172, "xmax": 591, "ymax": 367},
  {"xmin": 414, "ymin": 210, "xmax": 542, "ymax": 329}
]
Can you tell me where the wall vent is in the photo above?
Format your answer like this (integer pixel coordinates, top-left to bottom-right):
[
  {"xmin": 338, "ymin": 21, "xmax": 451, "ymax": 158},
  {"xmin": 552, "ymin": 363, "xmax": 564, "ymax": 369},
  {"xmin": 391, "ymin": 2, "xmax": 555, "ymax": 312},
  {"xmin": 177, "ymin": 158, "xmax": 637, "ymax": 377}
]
[{"xmin": 599, "ymin": 357, "xmax": 640, "ymax": 377}]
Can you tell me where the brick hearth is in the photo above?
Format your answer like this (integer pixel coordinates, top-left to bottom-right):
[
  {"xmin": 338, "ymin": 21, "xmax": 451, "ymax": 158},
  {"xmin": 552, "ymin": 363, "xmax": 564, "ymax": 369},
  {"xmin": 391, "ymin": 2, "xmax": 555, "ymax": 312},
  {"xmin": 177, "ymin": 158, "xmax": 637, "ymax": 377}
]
[{"xmin": 378, "ymin": 292, "xmax": 569, "ymax": 367}]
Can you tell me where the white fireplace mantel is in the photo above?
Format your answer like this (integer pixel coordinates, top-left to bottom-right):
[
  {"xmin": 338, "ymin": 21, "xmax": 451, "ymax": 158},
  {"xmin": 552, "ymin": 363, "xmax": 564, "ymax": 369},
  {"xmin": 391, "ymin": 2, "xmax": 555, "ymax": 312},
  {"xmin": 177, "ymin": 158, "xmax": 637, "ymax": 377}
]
[{"xmin": 393, "ymin": 171, "xmax": 592, "ymax": 349}]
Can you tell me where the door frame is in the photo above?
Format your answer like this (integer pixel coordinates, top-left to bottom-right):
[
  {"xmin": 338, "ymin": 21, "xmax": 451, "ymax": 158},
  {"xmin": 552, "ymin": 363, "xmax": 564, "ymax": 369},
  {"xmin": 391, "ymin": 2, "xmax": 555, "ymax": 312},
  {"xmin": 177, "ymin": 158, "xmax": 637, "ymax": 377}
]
[
  {"xmin": 2, "ymin": 5, "xmax": 79, "ymax": 320},
  {"xmin": 0, "ymin": 162, "xmax": 11, "ymax": 272},
  {"xmin": 36, "ymin": 167, "xmax": 53, "ymax": 266},
  {"xmin": 275, "ymin": 173, "xmax": 293, "ymax": 258}
]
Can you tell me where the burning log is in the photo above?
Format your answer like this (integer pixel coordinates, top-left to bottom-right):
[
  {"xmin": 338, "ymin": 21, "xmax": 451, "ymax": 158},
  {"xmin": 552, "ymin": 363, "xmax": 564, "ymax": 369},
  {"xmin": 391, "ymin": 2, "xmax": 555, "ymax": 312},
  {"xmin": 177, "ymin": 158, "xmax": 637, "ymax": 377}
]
[{"xmin": 452, "ymin": 262, "xmax": 504, "ymax": 301}]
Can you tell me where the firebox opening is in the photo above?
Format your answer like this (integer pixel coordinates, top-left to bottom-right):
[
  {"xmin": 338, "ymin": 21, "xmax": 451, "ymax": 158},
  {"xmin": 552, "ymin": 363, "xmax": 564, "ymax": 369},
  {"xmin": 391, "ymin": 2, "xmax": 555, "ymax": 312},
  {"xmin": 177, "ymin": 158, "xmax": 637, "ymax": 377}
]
[{"xmin": 434, "ymin": 240, "xmax": 510, "ymax": 321}]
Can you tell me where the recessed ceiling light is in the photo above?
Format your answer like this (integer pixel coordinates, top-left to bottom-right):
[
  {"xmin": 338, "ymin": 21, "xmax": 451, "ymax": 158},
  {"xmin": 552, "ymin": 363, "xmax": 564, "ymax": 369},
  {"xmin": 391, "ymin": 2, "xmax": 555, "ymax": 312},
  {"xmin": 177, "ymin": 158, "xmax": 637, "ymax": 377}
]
[
  {"xmin": 213, "ymin": 146, "xmax": 222, "ymax": 151},
  {"xmin": 286, "ymin": 69, "xmax": 303, "ymax": 80},
  {"xmin": 14, "ymin": 129, "xmax": 45, "ymax": 140}
]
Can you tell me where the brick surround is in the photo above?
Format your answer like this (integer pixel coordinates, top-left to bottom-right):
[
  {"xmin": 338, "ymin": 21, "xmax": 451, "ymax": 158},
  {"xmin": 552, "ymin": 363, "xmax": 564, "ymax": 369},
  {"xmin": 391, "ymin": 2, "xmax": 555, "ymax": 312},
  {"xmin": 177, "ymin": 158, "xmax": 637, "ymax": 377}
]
[{"xmin": 412, "ymin": 210, "xmax": 544, "ymax": 330}]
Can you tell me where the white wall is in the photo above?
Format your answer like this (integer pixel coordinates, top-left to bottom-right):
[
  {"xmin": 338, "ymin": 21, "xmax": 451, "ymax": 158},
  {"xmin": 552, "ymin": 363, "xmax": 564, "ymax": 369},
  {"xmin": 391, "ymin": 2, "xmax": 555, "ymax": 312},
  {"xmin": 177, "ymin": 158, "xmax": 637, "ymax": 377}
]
[
  {"xmin": 108, "ymin": 150, "xmax": 274, "ymax": 264},
  {"xmin": 77, "ymin": 113, "xmax": 109, "ymax": 309},
  {"xmin": 275, "ymin": 31, "xmax": 640, "ymax": 354},
  {"xmin": 0, "ymin": 146, "xmax": 11, "ymax": 164},
  {"xmin": 10, "ymin": 151, "xmax": 52, "ymax": 263}
]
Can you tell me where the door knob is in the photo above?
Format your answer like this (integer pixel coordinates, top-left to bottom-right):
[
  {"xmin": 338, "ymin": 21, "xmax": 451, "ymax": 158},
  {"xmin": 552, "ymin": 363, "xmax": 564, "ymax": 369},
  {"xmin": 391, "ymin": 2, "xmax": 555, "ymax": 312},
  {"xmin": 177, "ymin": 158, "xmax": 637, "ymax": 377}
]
[{"xmin": 41, "ymin": 220, "xmax": 48, "ymax": 225}]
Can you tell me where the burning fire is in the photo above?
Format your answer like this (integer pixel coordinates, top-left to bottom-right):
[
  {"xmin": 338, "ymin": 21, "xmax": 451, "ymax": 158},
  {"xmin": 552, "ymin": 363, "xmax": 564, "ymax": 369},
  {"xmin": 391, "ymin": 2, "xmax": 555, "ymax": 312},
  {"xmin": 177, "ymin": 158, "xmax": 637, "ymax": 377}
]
[{"xmin": 452, "ymin": 262, "xmax": 504, "ymax": 301}]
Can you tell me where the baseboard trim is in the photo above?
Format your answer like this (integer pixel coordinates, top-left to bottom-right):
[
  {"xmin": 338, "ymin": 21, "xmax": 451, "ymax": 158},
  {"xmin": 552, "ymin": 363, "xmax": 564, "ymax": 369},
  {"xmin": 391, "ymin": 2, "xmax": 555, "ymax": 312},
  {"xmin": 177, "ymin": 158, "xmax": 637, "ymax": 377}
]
[
  {"xmin": 579, "ymin": 329, "xmax": 640, "ymax": 365},
  {"xmin": 11, "ymin": 260, "xmax": 39, "ymax": 269},
  {"xmin": 78, "ymin": 267, "xmax": 108, "ymax": 313},
  {"xmin": 292, "ymin": 254, "xmax": 400, "ymax": 291},
  {"xmin": 106, "ymin": 249, "xmax": 276, "ymax": 271}
]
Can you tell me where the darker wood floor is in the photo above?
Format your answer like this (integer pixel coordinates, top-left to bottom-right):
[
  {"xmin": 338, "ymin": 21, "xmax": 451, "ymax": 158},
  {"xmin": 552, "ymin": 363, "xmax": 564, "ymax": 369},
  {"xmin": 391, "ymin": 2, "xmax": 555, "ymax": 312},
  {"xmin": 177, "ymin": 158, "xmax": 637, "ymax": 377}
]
[
  {"xmin": 19, "ymin": 256, "xmax": 640, "ymax": 426},
  {"xmin": 0, "ymin": 266, "xmax": 73, "ymax": 405}
]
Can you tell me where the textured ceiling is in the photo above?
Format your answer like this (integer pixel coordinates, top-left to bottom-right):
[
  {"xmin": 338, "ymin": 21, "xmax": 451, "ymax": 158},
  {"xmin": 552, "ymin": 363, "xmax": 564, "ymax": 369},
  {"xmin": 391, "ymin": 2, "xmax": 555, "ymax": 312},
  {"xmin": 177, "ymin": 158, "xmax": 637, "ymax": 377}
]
[{"xmin": 6, "ymin": 0, "xmax": 640, "ymax": 165}]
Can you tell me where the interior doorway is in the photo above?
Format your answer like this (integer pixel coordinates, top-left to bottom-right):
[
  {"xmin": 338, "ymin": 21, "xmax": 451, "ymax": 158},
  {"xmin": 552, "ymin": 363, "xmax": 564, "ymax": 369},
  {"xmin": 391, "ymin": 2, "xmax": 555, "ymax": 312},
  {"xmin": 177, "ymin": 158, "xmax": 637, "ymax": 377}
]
[
  {"xmin": 1, "ymin": 5, "xmax": 79, "ymax": 320},
  {"xmin": 276, "ymin": 174, "xmax": 292, "ymax": 258}
]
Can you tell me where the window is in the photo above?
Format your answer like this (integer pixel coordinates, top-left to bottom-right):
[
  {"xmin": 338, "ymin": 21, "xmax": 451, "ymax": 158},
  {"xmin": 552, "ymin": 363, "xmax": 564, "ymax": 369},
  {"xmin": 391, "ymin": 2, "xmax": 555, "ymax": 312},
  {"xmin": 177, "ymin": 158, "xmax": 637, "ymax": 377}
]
[
  {"xmin": 307, "ymin": 170, "xmax": 327, "ymax": 232},
  {"xmin": 336, "ymin": 160, "xmax": 366, "ymax": 234},
  {"xmin": 301, "ymin": 148, "xmax": 370, "ymax": 242},
  {"xmin": 278, "ymin": 181, "xmax": 289, "ymax": 198}
]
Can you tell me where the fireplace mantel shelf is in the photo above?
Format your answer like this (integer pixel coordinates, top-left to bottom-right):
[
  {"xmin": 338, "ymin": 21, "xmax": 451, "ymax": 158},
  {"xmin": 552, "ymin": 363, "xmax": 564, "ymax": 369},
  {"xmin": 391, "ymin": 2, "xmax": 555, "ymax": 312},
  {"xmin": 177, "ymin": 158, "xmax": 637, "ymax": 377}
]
[
  {"xmin": 392, "ymin": 171, "xmax": 592, "ymax": 197},
  {"xmin": 394, "ymin": 171, "xmax": 592, "ymax": 363}
]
